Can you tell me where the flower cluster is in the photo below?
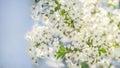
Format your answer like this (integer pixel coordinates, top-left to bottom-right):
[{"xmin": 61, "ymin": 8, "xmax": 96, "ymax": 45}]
[{"xmin": 26, "ymin": 0, "xmax": 120, "ymax": 68}]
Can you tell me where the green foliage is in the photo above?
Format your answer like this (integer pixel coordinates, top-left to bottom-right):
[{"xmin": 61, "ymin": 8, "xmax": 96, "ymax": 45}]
[
  {"xmin": 55, "ymin": 6, "xmax": 60, "ymax": 11},
  {"xmin": 86, "ymin": 38, "xmax": 93, "ymax": 47},
  {"xmin": 50, "ymin": 10, "xmax": 55, "ymax": 14},
  {"xmin": 107, "ymin": 12, "xmax": 111, "ymax": 17},
  {"xmin": 81, "ymin": 61, "xmax": 89, "ymax": 68},
  {"xmin": 60, "ymin": 9, "xmax": 67, "ymax": 16},
  {"xmin": 52, "ymin": 0, "xmax": 75, "ymax": 28},
  {"xmin": 110, "ymin": 19, "xmax": 114, "ymax": 24},
  {"xmin": 98, "ymin": 47, "xmax": 107, "ymax": 56},
  {"xmin": 100, "ymin": 48, "xmax": 107, "ymax": 53},
  {"xmin": 118, "ymin": 22, "xmax": 120, "ymax": 30},
  {"xmin": 35, "ymin": 0, "xmax": 40, "ymax": 3},
  {"xmin": 50, "ymin": 0, "xmax": 61, "ymax": 14},
  {"xmin": 108, "ymin": 63, "xmax": 112, "ymax": 68},
  {"xmin": 74, "ymin": 48, "xmax": 80, "ymax": 51},
  {"xmin": 35, "ymin": 41, "xmax": 47, "ymax": 47},
  {"xmin": 56, "ymin": 43, "xmax": 82, "ymax": 59},
  {"xmin": 108, "ymin": 4, "xmax": 118, "ymax": 9},
  {"xmin": 35, "ymin": 43, "xmax": 40, "ymax": 47},
  {"xmin": 54, "ymin": 0, "xmax": 61, "ymax": 11},
  {"xmin": 56, "ymin": 45, "xmax": 67, "ymax": 59},
  {"xmin": 91, "ymin": 10, "xmax": 96, "ymax": 14},
  {"xmin": 64, "ymin": 16, "xmax": 74, "ymax": 27},
  {"xmin": 113, "ymin": 43, "xmax": 119, "ymax": 48},
  {"xmin": 54, "ymin": 0, "xmax": 60, "ymax": 5},
  {"xmin": 102, "ymin": 33, "xmax": 106, "ymax": 37}
]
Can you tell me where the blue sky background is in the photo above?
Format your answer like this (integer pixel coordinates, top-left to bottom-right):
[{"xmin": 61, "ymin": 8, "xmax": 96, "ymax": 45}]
[{"xmin": 0, "ymin": 0, "xmax": 34, "ymax": 68}]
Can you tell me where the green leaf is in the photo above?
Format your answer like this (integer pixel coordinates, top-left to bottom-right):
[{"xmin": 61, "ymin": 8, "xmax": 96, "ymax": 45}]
[
  {"xmin": 113, "ymin": 43, "xmax": 119, "ymax": 48},
  {"xmin": 81, "ymin": 61, "xmax": 89, "ymax": 68},
  {"xmin": 107, "ymin": 12, "xmax": 111, "ymax": 17},
  {"xmin": 50, "ymin": 0, "xmax": 61, "ymax": 14},
  {"xmin": 35, "ymin": 0, "xmax": 40, "ymax": 3},
  {"xmin": 35, "ymin": 43, "xmax": 40, "ymax": 47},
  {"xmin": 108, "ymin": 4, "xmax": 118, "ymax": 9},
  {"xmin": 60, "ymin": 9, "xmax": 66, "ymax": 16},
  {"xmin": 75, "ymin": 29, "xmax": 80, "ymax": 32},
  {"xmin": 102, "ymin": 33, "xmax": 106, "ymax": 37},
  {"xmin": 54, "ymin": 0, "xmax": 60, "ymax": 5},
  {"xmin": 86, "ymin": 38, "xmax": 93, "ymax": 47},
  {"xmin": 110, "ymin": 19, "xmax": 114, "ymax": 24},
  {"xmin": 64, "ymin": 16, "xmax": 74, "ymax": 27},
  {"xmin": 56, "ymin": 45, "xmax": 67, "ymax": 59},
  {"xmin": 98, "ymin": 51, "xmax": 101, "ymax": 56},
  {"xmin": 74, "ymin": 48, "xmax": 79, "ymax": 51},
  {"xmin": 54, "ymin": 0, "xmax": 75, "ymax": 28},
  {"xmin": 100, "ymin": 48, "xmax": 107, "ymax": 53},
  {"xmin": 91, "ymin": 10, "xmax": 96, "ymax": 14},
  {"xmin": 108, "ymin": 63, "xmax": 112, "ymax": 68},
  {"xmin": 55, "ymin": 6, "xmax": 60, "ymax": 11},
  {"xmin": 118, "ymin": 22, "xmax": 120, "ymax": 30},
  {"xmin": 50, "ymin": 10, "xmax": 55, "ymax": 14},
  {"xmin": 54, "ymin": 0, "xmax": 61, "ymax": 11},
  {"xmin": 98, "ymin": 47, "xmax": 107, "ymax": 56}
]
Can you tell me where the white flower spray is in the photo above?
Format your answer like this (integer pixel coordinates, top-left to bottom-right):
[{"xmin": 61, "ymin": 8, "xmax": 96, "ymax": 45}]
[{"xmin": 26, "ymin": 0, "xmax": 120, "ymax": 68}]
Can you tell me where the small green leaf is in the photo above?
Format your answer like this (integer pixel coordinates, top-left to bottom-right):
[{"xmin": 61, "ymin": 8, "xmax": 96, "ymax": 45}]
[
  {"xmin": 107, "ymin": 12, "xmax": 111, "ymax": 17},
  {"xmin": 75, "ymin": 29, "xmax": 80, "ymax": 32},
  {"xmin": 74, "ymin": 48, "xmax": 79, "ymax": 51},
  {"xmin": 55, "ymin": 6, "xmax": 60, "ymax": 11},
  {"xmin": 91, "ymin": 10, "xmax": 96, "ymax": 14},
  {"xmin": 50, "ymin": 0, "xmax": 61, "ymax": 14},
  {"xmin": 80, "ymin": 18, "xmax": 83, "ymax": 21},
  {"xmin": 54, "ymin": 0, "xmax": 60, "ymax": 5},
  {"xmin": 113, "ymin": 43, "xmax": 119, "ymax": 48},
  {"xmin": 100, "ymin": 48, "xmax": 107, "ymax": 53},
  {"xmin": 108, "ymin": 4, "xmax": 118, "ymax": 9},
  {"xmin": 110, "ymin": 19, "xmax": 114, "ymax": 24},
  {"xmin": 86, "ymin": 38, "xmax": 93, "ymax": 47},
  {"xmin": 64, "ymin": 16, "xmax": 74, "ymax": 27},
  {"xmin": 81, "ymin": 61, "xmax": 89, "ymax": 68},
  {"xmin": 98, "ymin": 47, "xmax": 107, "ymax": 56},
  {"xmin": 50, "ymin": 10, "xmax": 55, "ymax": 14},
  {"xmin": 60, "ymin": 9, "xmax": 66, "ymax": 16},
  {"xmin": 54, "ymin": 0, "xmax": 61, "ymax": 11},
  {"xmin": 117, "ymin": 22, "xmax": 120, "ymax": 30},
  {"xmin": 35, "ymin": 0, "xmax": 40, "ymax": 3},
  {"xmin": 56, "ymin": 45, "xmax": 67, "ymax": 59},
  {"xmin": 98, "ymin": 51, "xmax": 101, "ymax": 56},
  {"xmin": 108, "ymin": 63, "xmax": 112, "ymax": 68},
  {"xmin": 35, "ymin": 43, "xmax": 40, "ymax": 47},
  {"xmin": 102, "ymin": 33, "xmax": 106, "ymax": 37}
]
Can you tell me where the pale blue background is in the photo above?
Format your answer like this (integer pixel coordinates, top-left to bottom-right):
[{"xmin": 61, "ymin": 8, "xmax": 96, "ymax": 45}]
[{"xmin": 0, "ymin": 0, "xmax": 34, "ymax": 68}]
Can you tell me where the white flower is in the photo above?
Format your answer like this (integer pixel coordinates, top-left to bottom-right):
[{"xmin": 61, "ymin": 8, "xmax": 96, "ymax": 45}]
[{"xmin": 26, "ymin": 0, "xmax": 120, "ymax": 67}]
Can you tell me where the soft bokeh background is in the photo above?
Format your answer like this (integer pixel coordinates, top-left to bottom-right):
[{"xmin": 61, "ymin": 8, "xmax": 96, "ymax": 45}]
[{"xmin": 0, "ymin": 0, "xmax": 34, "ymax": 68}]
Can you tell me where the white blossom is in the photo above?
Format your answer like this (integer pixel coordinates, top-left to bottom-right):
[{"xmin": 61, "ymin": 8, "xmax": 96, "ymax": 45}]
[{"xmin": 26, "ymin": 0, "xmax": 120, "ymax": 68}]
